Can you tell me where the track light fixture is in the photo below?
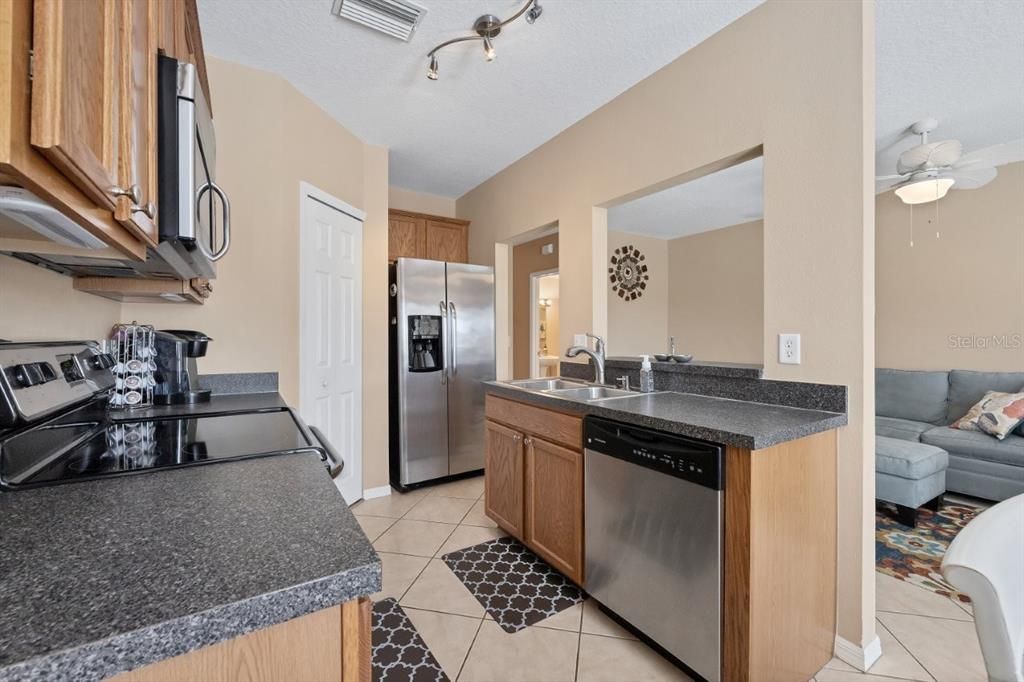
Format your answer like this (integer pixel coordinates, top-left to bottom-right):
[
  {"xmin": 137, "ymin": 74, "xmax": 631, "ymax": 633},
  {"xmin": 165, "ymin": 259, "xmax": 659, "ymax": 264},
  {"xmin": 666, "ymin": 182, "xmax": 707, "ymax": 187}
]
[{"xmin": 426, "ymin": 0, "xmax": 541, "ymax": 80}]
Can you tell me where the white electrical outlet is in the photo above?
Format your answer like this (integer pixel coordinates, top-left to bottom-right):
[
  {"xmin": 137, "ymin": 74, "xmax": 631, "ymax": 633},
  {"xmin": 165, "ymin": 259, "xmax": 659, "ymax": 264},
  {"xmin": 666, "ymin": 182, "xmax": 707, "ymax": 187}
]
[
  {"xmin": 779, "ymin": 333, "xmax": 801, "ymax": 364},
  {"xmin": 573, "ymin": 334, "xmax": 587, "ymax": 347}
]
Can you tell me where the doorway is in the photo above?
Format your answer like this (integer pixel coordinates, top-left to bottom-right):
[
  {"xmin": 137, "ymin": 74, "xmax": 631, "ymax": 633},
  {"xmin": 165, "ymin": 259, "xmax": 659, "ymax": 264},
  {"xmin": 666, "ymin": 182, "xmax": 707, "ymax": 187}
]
[
  {"xmin": 530, "ymin": 270, "xmax": 560, "ymax": 378},
  {"xmin": 298, "ymin": 182, "xmax": 364, "ymax": 505}
]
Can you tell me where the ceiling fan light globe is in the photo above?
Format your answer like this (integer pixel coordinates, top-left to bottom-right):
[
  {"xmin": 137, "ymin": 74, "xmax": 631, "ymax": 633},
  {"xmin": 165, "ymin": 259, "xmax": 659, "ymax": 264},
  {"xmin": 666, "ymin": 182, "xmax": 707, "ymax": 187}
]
[{"xmin": 894, "ymin": 177, "xmax": 955, "ymax": 205}]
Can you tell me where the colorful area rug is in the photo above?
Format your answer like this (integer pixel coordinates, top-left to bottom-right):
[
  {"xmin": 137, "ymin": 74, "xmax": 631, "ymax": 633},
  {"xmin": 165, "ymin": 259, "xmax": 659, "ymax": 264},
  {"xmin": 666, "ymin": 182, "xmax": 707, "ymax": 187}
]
[
  {"xmin": 372, "ymin": 598, "xmax": 449, "ymax": 682},
  {"xmin": 442, "ymin": 536, "xmax": 584, "ymax": 633},
  {"xmin": 876, "ymin": 500, "xmax": 984, "ymax": 603}
]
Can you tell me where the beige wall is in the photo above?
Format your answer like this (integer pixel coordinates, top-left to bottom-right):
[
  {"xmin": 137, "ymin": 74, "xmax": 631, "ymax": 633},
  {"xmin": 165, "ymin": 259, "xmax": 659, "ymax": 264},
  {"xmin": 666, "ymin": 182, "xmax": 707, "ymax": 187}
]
[
  {"xmin": 668, "ymin": 220, "xmax": 763, "ymax": 364},
  {"xmin": 0, "ymin": 57, "xmax": 392, "ymax": 493},
  {"xmin": 606, "ymin": 231, "xmax": 669, "ymax": 357},
  {"xmin": 458, "ymin": 0, "xmax": 875, "ymax": 654},
  {"xmin": 388, "ymin": 186, "xmax": 456, "ymax": 218},
  {"xmin": 876, "ymin": 161, "xmax": 1024, "ymax": 371}
]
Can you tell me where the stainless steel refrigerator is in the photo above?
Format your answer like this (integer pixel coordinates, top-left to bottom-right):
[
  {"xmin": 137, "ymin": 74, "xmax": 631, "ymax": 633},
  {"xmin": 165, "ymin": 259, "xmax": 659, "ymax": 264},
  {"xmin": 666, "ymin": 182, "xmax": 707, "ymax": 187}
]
[{"xmin": 389, "ymin": 258, "xmax": 495, "ymax": 490}]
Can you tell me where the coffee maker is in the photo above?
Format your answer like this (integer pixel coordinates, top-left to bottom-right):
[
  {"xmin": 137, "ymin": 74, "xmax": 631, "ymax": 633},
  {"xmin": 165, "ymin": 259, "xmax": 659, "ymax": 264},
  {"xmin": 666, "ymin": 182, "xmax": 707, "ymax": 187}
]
[{"xmin": 153, "ymin": 330, "xmax": 212, "ymax": 405}]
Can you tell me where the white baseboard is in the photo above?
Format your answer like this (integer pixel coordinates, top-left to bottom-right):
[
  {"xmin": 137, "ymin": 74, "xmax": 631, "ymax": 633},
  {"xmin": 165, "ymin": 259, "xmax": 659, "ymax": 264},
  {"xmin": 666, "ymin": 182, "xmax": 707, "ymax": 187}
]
[
  {"xmin": 363, "ymin": 485, "xmax": 392, "ymax": 500},
  {"xmin": 834, "ymin": 633, "xmax": 882, "ymax": 672}
]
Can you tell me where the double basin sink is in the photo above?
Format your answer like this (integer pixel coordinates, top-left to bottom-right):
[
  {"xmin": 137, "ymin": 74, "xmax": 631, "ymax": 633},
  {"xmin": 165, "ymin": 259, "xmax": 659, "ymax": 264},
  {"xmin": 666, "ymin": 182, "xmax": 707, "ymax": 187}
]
[{"xmin": 502, "ymin": 377, "xmax": 639, "ymax": 403}]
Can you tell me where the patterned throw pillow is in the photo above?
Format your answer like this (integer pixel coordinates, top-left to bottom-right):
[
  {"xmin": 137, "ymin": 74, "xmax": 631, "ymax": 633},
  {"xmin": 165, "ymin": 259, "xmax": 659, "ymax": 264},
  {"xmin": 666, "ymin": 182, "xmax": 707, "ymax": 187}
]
[{"xmin": 952, "ymin": 391, "xmax": 1024, "ymax": 440}]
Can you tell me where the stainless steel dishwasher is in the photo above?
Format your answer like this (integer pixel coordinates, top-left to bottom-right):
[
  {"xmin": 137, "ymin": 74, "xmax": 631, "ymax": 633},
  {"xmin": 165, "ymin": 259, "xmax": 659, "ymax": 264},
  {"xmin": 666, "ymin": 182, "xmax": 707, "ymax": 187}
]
[{"xmin": 584, "ymin": 416, "xmax": 723, "ymax": 682}]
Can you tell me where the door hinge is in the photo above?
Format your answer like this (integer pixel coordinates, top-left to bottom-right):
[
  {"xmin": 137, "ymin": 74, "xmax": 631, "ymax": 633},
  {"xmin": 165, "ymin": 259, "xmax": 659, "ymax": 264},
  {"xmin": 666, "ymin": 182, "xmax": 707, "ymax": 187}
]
[{"xmin": 28, "ymin": 49, "xmax": 34, "ymax": 81}]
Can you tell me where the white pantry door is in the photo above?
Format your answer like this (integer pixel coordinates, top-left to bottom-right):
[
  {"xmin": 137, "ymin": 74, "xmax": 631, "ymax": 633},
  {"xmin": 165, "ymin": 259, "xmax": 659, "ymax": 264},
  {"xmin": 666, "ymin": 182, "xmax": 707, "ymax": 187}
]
[{"xmin": 299, "ymin": 183, "xmax": 364, "ymax": 504}]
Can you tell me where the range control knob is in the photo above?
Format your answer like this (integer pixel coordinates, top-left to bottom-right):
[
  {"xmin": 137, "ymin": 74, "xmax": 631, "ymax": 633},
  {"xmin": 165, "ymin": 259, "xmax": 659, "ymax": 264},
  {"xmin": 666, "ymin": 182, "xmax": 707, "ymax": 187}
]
[
  {"xmin": 88, "ymin": 353, "xmax": 115, "ymax": 371},
  {"xmin": 11, "ymin": 362, "xmax": 52, "ymax": 388}
]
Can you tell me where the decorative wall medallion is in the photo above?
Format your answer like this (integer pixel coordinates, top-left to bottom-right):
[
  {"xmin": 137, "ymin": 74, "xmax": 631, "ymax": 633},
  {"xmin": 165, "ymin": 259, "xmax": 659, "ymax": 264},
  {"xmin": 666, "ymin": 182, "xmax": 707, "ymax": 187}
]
[{"xmin": 609, "ymin": 244, "xmax": 649, "ymax": 300}]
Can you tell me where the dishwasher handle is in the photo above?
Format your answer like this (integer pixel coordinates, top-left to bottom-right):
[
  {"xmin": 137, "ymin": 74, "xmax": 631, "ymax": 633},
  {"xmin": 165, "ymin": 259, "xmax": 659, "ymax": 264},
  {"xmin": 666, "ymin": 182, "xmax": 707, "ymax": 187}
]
[{"xmin": 310, "ymin": 426, "xmax": 344, "ymax": 479}]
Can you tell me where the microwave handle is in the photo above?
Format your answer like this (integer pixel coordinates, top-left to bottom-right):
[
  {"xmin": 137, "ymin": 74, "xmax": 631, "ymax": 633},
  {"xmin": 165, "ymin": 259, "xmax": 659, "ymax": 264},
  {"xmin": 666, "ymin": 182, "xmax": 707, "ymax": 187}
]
[{"xmin": 195, "ymin": 182, "xmax": 231, "ymax": 262}]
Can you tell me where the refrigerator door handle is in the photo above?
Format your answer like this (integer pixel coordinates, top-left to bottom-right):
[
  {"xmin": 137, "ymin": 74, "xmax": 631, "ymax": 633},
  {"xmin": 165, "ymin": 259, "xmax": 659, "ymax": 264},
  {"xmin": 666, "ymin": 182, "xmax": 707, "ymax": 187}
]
[
  {"xmin": 439, "ymin": 300, "xmax": 448, "ymax": 384},
  {"xmin": 448, "ymin": 301, "xmax": 458, "ymax": 376}
]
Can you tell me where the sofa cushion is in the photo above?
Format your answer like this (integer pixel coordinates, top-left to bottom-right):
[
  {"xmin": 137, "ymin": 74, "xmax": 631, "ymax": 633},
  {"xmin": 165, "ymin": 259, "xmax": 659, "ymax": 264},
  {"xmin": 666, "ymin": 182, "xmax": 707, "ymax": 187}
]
[
  {"xmin": 876, "ymin": 369, "xmax": 949, "ymax": 424},
  {"xmin": 921, "ymin": 427, "xmax": 1024, "ymax": 467},
  {"xmin": 876, "ymin": 436, "xmax": 949, "ymax": 480},
  {"xmin": 876, "ymin": 416, "xmax": 932, "ymax": 442},
  {"xmin": 947, "ymin": 370, "xmax": 1024, "ymax": 425},
  {"xmin": 951, "ymin": 391, "xmax": 1024, "ymax": 440}
]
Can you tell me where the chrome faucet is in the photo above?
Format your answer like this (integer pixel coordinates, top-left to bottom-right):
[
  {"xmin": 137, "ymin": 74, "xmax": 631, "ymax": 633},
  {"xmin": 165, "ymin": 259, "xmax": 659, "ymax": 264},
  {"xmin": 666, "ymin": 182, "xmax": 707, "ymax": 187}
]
[{"xmin": 566, "ymin": 333, "xmax": 606, "ymax": 385}]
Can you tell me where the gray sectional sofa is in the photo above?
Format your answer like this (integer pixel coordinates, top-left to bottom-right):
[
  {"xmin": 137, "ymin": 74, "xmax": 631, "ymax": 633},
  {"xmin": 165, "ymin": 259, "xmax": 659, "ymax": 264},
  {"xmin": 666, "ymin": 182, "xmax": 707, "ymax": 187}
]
[{"xmin": 877, "ymin": 368, "xmax": 1024, "ymax": 502}]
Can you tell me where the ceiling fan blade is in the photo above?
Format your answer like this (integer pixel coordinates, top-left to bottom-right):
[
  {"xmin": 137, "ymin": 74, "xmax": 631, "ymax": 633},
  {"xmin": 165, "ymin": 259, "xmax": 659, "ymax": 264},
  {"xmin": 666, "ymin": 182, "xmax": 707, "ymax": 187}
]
[
  {"xmin": 897, "ymin": 140, "xmax": 962, "ymax": 174},
  {"xmin": 875, "ymin": 177, "xmax": 904, "ymax": 194},
  {"xmin": 948, "ymin": 166, "xmax": 998, "ymax": 190},
  {"xmin": 953, "ymin": 138, "xmax": 1024, "ymax": 169},
  {"xmin": 875, "ymin": 174, "xmax": 904, "ymax": 180}
]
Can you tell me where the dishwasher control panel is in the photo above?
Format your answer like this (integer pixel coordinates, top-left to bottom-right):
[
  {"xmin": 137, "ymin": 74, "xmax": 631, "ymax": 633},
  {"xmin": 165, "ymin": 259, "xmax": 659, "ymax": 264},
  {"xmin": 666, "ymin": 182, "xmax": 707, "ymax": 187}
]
[{"xmin": 583, "ymin": 417, "xmax": 723, "ymax": 490}]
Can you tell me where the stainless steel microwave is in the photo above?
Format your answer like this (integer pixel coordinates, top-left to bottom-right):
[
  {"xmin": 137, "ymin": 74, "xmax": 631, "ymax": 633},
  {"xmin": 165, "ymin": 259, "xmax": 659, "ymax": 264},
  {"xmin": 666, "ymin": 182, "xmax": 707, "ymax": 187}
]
[
  {"xmin": 155, "ymin": 54, "xmax": 230, "ymax": 279},
  {"xmin": 0, "ymin": 57, "xmax": 230, "ymax": 281}
]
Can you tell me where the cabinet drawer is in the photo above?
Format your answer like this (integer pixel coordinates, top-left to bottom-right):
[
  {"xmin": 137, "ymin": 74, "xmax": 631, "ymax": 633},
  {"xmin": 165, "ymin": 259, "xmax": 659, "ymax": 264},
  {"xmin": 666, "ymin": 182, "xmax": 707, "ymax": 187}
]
[{"xmin": 485, "ymin": 394, "xmax": 582, "ymax": 451}]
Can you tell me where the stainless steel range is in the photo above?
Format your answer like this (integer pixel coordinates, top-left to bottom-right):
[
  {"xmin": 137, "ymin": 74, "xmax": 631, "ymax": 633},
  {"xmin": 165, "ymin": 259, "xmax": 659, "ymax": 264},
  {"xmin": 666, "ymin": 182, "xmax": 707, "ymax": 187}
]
[{"xmin": 0, "ymin": 341, "xmax": 341, "ymax": 490}]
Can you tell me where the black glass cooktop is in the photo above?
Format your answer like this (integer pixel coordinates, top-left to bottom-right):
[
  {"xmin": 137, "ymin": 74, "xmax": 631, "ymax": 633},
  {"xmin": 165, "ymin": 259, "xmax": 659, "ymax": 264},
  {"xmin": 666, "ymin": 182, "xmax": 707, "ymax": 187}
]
[{"xmin": 0, "ymin": 402, "xmax": 319, "ymax": 490}]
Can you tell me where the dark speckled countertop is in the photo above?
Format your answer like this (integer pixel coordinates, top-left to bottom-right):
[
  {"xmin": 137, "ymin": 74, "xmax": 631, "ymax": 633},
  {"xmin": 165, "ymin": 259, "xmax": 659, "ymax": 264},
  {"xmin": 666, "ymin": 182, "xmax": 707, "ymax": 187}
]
[
  {"xmin": 486, "ymin": 382, "xmax": 847, "ymax": 449},
  {"xmin": 0, "ymin": 392, "xmax": 380, "ymax": 682}
]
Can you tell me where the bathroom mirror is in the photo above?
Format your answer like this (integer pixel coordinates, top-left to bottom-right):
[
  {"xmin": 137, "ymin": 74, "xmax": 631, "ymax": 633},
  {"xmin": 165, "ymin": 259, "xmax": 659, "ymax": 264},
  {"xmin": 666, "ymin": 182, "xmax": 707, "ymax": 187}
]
[{"xmin": 604, "ymin": 155, "xmax": 765, "ymax": 365}]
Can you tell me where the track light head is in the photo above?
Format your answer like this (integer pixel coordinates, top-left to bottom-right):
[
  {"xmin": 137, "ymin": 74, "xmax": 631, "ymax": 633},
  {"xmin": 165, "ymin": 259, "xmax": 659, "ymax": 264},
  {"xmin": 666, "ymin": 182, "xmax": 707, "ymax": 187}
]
[
  {"xmin": 427, "ymin": 54, "xmax": 439, "ymax": 80},
  {"xmin": 482, "ymin": 36, "xmax": 495, "ymax": 62},
  {"xmin": 525, "ymin": 2, "xmax": 542, "ymax": 24}
]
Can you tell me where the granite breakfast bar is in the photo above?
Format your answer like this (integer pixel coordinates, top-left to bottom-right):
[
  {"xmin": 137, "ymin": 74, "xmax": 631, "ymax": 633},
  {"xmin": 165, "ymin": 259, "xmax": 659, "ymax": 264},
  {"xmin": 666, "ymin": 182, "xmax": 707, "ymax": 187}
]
[{"xmin": 0, "ymin": 390, "xmax": 380, "ymax": 682}]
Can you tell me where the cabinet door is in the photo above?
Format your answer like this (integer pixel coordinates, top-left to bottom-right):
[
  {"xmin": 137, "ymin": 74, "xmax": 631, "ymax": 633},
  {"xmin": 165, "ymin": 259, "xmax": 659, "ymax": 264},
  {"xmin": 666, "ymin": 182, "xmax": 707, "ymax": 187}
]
[
  {"xmin": 31, "ymin": 0, "xmax": 122, "ymax": 211},
  {"xmin": 484, "ymin": 420, "xmax": 524, "ymax": 538},
  {"xmin": 388, "ymin": 214, "xmax": 425, "ymax": 261},
  {"xmin": 525, "ymin": 436, "xmax": 584, "ymax": 584},
  {"xmin": 113, "ymin": 0, "xmax": 158, "ymax": 245},
  {"xmin": 425, "ymin": 220, "xmax": 467, "ymax": 263}
]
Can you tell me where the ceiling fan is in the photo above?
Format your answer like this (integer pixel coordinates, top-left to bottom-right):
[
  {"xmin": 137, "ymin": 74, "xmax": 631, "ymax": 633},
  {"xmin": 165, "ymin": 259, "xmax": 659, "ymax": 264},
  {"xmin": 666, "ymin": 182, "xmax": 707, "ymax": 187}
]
[{"xmin": 876, "ymin": 118, "xmax": 1024, "ymax": 205}]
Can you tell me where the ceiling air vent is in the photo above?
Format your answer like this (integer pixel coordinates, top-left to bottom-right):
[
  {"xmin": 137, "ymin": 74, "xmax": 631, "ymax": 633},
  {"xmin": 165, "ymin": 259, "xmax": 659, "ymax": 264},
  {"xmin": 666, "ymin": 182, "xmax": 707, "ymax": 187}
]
[{"xmin": 330, "ymin": 0, "xmax": 427, "ymax": 42}]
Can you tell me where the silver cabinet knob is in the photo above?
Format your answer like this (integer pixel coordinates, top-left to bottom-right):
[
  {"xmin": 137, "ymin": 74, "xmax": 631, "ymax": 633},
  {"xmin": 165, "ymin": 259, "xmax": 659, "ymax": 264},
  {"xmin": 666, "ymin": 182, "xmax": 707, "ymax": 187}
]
[
  {"xmin": 132, "ymin": 201, "xmax": 156, "ymax": 220},
  {"xmin": 111, "ymin": 183, "xmax": 142, "ymax": 204}
]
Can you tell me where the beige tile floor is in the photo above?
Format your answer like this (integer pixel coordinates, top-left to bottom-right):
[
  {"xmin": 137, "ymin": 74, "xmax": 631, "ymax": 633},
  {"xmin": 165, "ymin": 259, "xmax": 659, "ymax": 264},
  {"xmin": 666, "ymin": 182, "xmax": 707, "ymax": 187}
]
[
  {"xmin": 353, "ymin": 475, "xmax": 690, "ymax": 682},
  {"xmin": 356, "ymin": 480, "xmax": 988, "ymax": 682}
]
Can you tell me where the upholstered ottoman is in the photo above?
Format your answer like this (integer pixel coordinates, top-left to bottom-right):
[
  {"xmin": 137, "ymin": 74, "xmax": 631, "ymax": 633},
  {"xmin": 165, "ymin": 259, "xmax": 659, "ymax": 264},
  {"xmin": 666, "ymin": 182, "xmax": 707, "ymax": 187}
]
[{"xmin": 876, "ymin": 436, "xmax": 949, "ymax": 527}]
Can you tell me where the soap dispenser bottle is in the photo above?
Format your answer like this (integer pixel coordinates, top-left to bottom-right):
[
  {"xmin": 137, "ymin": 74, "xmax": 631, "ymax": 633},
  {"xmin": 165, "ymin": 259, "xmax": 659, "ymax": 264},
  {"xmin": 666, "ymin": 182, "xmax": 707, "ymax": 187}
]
[{"xmin": 639, "ymin": 355, "xmax": 654, "ymax": 393}]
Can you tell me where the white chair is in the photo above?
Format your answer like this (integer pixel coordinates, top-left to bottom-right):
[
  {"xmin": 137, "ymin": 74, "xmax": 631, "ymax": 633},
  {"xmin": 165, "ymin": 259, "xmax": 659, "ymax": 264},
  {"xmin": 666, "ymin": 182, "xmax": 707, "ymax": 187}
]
[{"xmin": 941, "ymin": 494, "xmax": 1024, "ymax": 682}]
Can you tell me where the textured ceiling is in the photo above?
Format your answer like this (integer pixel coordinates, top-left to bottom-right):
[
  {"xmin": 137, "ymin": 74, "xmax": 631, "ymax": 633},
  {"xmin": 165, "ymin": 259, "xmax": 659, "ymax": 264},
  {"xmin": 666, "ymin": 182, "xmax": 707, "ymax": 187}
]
[
  {"xmin": 196, "ymin": 0, "xmax": 763, "ymax": 198},
  {"xmin": 875, "ymin": 0, "xmax": 1024, "ymax": 179},
  {"xmin": 608, "ymin": 157, "xmax": 762, "ymax": 240}
]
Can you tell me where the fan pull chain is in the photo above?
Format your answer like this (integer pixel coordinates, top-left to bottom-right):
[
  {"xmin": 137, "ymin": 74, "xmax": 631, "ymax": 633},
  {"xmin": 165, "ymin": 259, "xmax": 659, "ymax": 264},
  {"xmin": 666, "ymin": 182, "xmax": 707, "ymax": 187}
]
[
  {"xmin": 934, "ymin": 188, "xmax": 941, "ymax": 239},
  {"xmin": 909, "ymin": 203, "xmax": 914, "ymax": 247}
]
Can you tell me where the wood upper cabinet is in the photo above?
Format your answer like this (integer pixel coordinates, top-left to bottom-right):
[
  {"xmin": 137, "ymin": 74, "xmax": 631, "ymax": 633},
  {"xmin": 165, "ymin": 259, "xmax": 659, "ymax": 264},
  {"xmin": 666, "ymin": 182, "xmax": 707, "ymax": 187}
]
[
  {"xmin": 112, "ymin": 0, "xmax": 158, "ymax": 243},
  {"xmin": 30, "ymin": 0, "xmax": 122, "ymax": 213},
  {"xmin": 388, "ymin": 213, "xmax": 425, "ymax": 260},
  {"xmin": 388, "ymin": 210, "xmax": 469, "ymax": 263},
  {"xmin": 484, "ymin": 420, "xmax": 524, "ymax": 538},
  {"xmin": 425, "ymin": 219, "xmax": 467, "ymax": 263},
  {"xmin": 524, "ymin": 436, "xmax": 584, "ymax": 583}
]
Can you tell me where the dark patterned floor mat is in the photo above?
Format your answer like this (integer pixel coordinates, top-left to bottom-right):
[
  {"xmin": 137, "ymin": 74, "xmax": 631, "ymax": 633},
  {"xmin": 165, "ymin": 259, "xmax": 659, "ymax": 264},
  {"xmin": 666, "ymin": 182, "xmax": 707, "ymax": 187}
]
[
  {"xmin": 372, "ymin": 598, "xmax": 449, "ymax": 682},
  {"xmin": 442, "ymin": 536, "xmax": 584, "ymax": 633}
]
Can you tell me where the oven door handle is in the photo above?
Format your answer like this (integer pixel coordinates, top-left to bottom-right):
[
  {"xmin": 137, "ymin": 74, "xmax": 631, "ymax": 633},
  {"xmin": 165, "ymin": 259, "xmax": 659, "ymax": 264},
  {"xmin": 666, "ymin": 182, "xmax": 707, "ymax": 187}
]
[{"xmin": 309, "ymin": 426, "xmax": 344, "ymax": 479}]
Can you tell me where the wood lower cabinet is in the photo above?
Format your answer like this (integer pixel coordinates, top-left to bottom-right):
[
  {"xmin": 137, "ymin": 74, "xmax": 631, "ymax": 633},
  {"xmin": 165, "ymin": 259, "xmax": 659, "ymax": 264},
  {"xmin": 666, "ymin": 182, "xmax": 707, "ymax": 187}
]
[
  {"xmin": 484, "ymin": 394, "xmax": 585, "ymax": 585},
  {"xmin": 524, "ymin": 435, "xmax": 584, "ymax": 581},
  {"xmin": 109, "ymin": 598, "xmax": 371, "ymax": 682},
  {"xmin": 484, "ymin": 420, "xmax": 524, "ymax": 537},
  {"xmin": 388, "ymin": 209, "xmax": 469, "ymax": 263}
]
